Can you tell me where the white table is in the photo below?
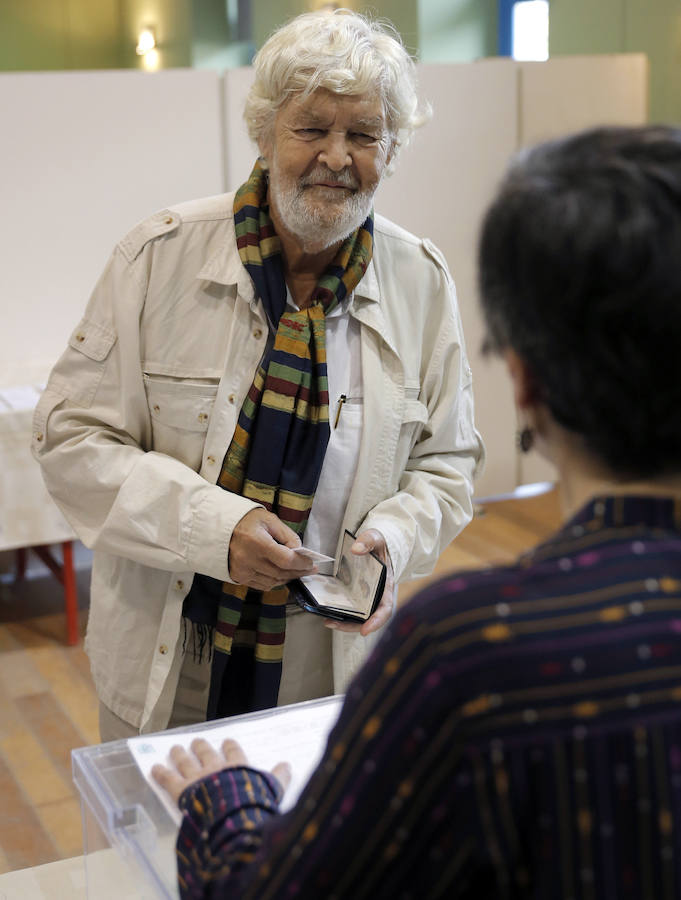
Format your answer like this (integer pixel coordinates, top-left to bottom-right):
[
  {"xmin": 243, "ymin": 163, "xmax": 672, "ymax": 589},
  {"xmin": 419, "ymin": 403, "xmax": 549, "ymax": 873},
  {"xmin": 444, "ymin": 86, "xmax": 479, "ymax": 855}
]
[
  {"xmin": 0, "ymin": 385, "xmax": 80, "ymax": 643},
  {"xmin": 0, "ymin": 852, "xmax": 148, "ymax": 900}
]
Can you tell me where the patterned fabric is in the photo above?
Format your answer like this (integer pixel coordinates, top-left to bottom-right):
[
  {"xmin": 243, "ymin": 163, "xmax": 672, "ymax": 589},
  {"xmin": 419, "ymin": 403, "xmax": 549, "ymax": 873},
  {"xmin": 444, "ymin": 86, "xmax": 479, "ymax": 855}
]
[
  {"xmin": 184, "ymin": 159, "xmax": 374, "ymax": 718},
  {"xmin": 176, "ymin": 495, "xmax": 681, "ymax": 898}
]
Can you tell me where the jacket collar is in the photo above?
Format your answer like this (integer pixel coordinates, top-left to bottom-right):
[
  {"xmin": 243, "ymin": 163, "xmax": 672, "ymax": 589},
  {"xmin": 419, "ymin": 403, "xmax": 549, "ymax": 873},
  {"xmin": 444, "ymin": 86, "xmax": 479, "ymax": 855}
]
[
  {"xmin": 353, "ymin": 257, "xmax": 380, "ymax": 303},
  {"xmin": 196, "ymin": 230, "xmax": 385, "ymax": 321},
  {"xmin": 196, "ymin": 235, "xmax": 257, "ymax": 308},
  {"xmin": 350, "ymin": 258, "xmax": 400, "ymax": 359}
]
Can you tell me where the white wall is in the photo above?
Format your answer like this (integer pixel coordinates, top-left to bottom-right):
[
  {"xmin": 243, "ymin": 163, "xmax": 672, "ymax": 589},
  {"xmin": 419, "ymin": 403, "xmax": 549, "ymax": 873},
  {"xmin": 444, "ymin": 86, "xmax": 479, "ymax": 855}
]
[
  {"xmin": 0, "ymin": 69, "xmax": 225, "ymax": 388},
  {"xmin": 515, "ymin": 53, "xmax": 648, "ymax": 486},
  {"xmin": 376, "ymin": 60, "xmax": 519, "ymax": 498},
  {"xmin": 0, "ymin": 55, "xmax": 648, "ymax": 498},
  {"xmin": 218, "ymin": 56, "xmax": 647, "ymax": 495},
  {"xmin": 220, "ymin": 60, "xmax": 520, "ymax": 496}
]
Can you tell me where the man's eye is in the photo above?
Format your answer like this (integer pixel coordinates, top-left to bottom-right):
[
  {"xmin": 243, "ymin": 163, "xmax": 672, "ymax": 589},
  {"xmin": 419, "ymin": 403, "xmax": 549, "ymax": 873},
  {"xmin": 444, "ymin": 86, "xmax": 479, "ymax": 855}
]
[
  {"xmin": 297, "ymin": 128, "xmax": 324, "ymax": 138},
  {"xmin": 352, "ymin": 133, "xmax": 379, "ymax": 146}
]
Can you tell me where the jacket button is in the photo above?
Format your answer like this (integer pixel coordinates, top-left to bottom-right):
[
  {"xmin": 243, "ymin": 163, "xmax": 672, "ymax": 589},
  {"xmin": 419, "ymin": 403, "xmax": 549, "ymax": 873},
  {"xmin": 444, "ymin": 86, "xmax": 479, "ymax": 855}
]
[
  {"xmin": 198, "ymin": 412, "xmax": 208, "ymax": 423},
  {"xmin": 35, "ymin": 432, "xmax": 44, "ymax": 442},
  {"xmin": 75, "ymin": 333, "xmax": 85, "ymax": 342},
  {"xmin": 253, "ymin": 328, "xmax": 263, "ymax": 339},
  {"xmin": 159, "ymin": 644, "xmax": 168, "ymax": 655},
  {"xmin": 207, "ymin": 455, "xmax": 216, "ymax": 464},
  {"xmin": 228, "ymin": 394, "xmax": 236, "ymax": 404},
  {"xmin": 176, "ymin": 580, "xmax": 185, "ymax": 591},
  {"xmin": 153, "ymin": 404, "xmax": 160, "ymax": 413}
]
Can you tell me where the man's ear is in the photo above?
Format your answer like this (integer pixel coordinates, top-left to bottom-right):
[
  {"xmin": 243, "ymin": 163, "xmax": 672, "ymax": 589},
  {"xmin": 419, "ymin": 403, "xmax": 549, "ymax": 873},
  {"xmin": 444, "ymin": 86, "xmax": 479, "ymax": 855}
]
[
  {"xmin": 257, "ymin": 133, "xmax": 272, "ymax": 170},
  {"xmin": 503, "ymin": 348, "xmax": 539, "ymax": 410}
]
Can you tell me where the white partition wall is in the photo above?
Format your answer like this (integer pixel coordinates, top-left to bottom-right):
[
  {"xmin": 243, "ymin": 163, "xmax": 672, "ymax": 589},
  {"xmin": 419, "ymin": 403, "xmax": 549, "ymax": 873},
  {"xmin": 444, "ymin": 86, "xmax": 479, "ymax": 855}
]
[
  {"xmin": 1, "ymin": 55, "xmax": 648, "ymax": 497},
  {"xmin": 515, "ymin": 53, "xmax": 648, "ymax": 486},
  {"xmin": 222, "ymin": 66, "xmax": 258, "ymax": 188},
  {"xmin": 375, "ymin": 59, "xmax": 520, "ymax": 497},
  {"xmin": 519, "ymin": 54, "xmax": 648, "ymax": 147},
  {"xmin": 219, "ymin": 59, "xmax": 521, "ymax": 496},
  {"xmin": 220, "ymin": 55, "xmax": 647, "ymax": 495},
  {"xmin": 0, "ymin": 69, "xmax": 225, "ymax": 388}
]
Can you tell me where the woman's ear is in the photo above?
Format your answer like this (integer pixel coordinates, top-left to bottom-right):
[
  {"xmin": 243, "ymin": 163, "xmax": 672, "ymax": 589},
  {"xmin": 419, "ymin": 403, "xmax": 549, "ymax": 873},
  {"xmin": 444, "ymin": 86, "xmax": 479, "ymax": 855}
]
[{"xmin": 503, "ymin": 348, "xmax": 540, "ymax": 410}]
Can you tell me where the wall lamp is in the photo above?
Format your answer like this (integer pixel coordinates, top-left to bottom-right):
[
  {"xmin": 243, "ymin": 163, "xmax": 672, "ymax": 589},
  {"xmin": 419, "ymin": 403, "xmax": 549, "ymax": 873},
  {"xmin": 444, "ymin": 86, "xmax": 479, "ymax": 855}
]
[{"xmin": 136, "ymin": 28, "xmax": 156, "ymax": 56}]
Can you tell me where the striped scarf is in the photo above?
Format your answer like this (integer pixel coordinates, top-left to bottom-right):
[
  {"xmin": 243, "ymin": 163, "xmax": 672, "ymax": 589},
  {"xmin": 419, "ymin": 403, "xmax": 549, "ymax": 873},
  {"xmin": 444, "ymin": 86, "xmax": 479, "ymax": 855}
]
[{"xmin": 184, "ymin": 159, "xmax": 373, "ymax": 718}]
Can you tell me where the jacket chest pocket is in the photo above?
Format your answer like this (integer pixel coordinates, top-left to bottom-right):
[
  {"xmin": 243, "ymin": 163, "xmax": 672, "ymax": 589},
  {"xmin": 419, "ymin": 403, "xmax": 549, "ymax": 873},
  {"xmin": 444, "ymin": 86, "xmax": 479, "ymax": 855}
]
[{"xmin": 144, "ymin": 375, "xmax": 219, "ymax": 472}]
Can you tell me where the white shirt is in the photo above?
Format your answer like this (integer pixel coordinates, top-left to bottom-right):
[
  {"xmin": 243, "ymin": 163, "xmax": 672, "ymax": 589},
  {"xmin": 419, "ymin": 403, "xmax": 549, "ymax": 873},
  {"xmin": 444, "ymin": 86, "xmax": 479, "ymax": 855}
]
[{"xmin": 284, "ymin": 288, "xmax": 363, "ymax": 560}]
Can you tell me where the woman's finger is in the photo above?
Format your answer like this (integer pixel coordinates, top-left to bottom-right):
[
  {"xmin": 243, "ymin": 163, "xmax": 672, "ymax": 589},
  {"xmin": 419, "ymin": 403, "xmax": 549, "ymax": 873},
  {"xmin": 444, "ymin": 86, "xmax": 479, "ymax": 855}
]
[
  {"xmin": 169, "ymin": 743, "xmax": 202, "ymax": 779},
  {"xmin": 190, "ymin": 737, "xmax": 223, "ymax": 769},
  {"xmin": 151, "ymin": 763, "xmax": 186, "ymax": 804},
  {"xmin": 272, "ymin": 761, "xmax": 292, "ymax": 792},
  {"xmin": 221, "ymin": 738, "xmax": 249, "ymax": 767}
]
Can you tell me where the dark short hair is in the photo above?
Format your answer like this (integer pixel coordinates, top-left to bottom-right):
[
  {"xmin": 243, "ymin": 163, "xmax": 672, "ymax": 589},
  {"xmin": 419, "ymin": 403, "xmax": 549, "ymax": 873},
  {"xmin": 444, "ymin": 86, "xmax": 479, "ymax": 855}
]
[{"xmin": 479, "ymin": 125, "xmax": 681, "ymax": 479}]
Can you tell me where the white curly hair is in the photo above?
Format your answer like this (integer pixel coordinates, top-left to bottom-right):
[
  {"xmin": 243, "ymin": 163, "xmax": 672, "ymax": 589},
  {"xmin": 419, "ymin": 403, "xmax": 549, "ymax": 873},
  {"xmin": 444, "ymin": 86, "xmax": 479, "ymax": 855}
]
[{"xmin": 244, "ymin": 8, "xmax": 431, "ymax": 172}]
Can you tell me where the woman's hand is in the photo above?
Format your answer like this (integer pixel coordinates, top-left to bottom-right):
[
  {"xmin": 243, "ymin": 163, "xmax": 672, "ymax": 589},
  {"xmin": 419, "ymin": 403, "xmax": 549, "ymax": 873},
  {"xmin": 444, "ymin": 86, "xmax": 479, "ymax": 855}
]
[{"xmin": 151, "ymin": 736, "xmax": 292, "ymax": 806}]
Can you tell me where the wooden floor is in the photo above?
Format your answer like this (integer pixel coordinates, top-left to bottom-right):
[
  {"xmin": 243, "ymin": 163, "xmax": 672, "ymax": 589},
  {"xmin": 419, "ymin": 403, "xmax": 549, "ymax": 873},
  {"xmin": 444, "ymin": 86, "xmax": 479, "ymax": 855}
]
[{"xmin": 0, "ymin": 486, "xmax": 563, "ymax": 875}]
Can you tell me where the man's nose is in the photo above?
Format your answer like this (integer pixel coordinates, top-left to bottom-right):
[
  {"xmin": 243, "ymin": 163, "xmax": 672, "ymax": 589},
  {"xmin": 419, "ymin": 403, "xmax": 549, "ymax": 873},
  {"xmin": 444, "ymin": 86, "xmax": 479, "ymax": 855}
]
[{"xmin": 318, "ymin": 131, "xmax": 353, "ymax": 172}]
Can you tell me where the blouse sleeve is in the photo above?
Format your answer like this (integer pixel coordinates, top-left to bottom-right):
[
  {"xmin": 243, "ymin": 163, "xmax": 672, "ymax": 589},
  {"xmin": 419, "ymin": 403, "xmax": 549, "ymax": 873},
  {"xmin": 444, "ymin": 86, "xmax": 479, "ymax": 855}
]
[{"xmin": 173, "ymin": 604, "xmax": 456, "ymax": 900}]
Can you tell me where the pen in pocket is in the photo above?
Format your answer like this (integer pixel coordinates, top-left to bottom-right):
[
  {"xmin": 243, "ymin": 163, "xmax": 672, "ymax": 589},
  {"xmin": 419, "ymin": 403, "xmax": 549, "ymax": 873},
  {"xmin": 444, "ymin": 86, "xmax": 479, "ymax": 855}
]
[
  {"xmin": 333, "ymin": 394, "xmax": 346, "ymax": 429},
  {"xmin": 333, "ymin": 394, "xmax": 362, "ymax": 428}
]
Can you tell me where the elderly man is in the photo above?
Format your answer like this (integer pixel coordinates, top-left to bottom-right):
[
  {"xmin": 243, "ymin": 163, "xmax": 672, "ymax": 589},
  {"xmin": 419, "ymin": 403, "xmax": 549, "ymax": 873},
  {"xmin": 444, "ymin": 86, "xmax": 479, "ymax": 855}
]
[{"xmin": 33, "ymin": 9, "xmax": 483, "ymax": 741}]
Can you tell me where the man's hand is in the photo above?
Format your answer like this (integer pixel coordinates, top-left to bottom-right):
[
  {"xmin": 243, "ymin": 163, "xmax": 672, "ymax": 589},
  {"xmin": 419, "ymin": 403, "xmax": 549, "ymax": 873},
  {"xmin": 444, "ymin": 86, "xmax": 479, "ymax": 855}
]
[
  {"xmin": 229, "ymin": 508, "xmax": 315, "ymax": 590},
  {"xmin": 151, "ymin": 737, "xmax": 292, "ymax": 806},
  {"xmin": 324, "ymin": 528, "xmax": 394, "ymax": 636}
]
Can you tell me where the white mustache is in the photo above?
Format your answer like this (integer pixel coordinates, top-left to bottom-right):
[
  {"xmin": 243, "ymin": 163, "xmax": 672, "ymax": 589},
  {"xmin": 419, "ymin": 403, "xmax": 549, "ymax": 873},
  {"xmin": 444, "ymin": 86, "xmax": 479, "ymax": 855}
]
[{"xmin": 300, "ymin": 169, "xmax": 358, "ymax": 190}]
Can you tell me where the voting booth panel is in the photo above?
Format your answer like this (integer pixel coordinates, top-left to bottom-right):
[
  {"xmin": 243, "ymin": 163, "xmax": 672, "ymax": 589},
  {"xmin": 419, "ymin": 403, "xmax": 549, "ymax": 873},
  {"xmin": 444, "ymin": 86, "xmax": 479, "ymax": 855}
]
[
  {"xmin": 385, "ymin": 56, "xmax": 648, "ymax": 493},
  {"xmin": 515, "ymin": 54, "xmax": 648, "ymax": 486},
  {"xmin": 377, "ymin": 59, "xmax": 520, "ymax": 499},
  {"xmin": 0, "ymin": 68, "xmax": 226, "ymax": 581},
  {"xmin": 219, "ymin": 56, "xmax": 647, "ymax": 495},
  {"xmin": 0, "ymin": 69, "xmax": 225, "ymax": 390},
  {"xmin": 0, "ymin": 55, "xmax": 648, "ymax": 511}
]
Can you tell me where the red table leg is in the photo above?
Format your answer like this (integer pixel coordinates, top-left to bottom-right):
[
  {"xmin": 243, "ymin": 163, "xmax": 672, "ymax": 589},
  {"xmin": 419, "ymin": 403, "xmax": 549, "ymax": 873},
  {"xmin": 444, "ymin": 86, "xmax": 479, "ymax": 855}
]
[
  {"xmin": 27, "ymin": 541, "xmax": 80, "ymax": 646},
  {"xmin": 61, "ymin": 541, "xmax": 79, "ymax": 646}
]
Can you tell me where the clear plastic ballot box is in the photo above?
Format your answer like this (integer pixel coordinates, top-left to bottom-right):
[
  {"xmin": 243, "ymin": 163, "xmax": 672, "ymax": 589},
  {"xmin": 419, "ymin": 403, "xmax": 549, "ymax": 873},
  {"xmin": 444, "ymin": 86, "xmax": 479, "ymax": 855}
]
[{"xmin": 71, "ymin": 695, "xmax": 344, "ymax": 899}]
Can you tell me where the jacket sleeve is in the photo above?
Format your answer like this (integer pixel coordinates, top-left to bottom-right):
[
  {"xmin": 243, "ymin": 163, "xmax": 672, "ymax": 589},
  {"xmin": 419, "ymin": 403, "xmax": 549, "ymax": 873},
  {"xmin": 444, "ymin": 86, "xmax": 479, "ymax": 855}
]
[
  {"xmin": 360, "ymin": 243, "xmax": 485, "ymax": 584},
  {"xmin": 31, "ymin": 237, "xmax": 258, "ymax": 581}
]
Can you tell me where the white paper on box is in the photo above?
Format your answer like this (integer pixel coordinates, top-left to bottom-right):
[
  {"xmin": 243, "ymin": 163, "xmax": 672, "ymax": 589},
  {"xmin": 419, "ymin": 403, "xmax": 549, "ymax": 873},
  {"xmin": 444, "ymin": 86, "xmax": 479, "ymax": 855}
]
[{"xmin": 128, "ymin": 695, "xmax": 344, "ymax": 826}]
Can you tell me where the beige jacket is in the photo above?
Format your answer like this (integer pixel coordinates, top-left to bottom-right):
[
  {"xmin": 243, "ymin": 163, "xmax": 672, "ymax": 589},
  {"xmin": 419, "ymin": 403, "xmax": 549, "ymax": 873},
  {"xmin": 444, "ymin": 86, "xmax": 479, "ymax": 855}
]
[{"xmin": 32, "ymin": 193, "xmax": 484, "ymax": 730}]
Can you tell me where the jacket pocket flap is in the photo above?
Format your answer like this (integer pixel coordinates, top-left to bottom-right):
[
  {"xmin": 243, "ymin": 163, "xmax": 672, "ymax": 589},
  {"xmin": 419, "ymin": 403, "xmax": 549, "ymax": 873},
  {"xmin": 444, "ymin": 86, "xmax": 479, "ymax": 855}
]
[
  {"xmin": 68, "ymin": 319, "xmax": 117, "ymax": 361},
  {"xmin": 144, "ymin": 378, "xmax": 218, "ymax": 432}
]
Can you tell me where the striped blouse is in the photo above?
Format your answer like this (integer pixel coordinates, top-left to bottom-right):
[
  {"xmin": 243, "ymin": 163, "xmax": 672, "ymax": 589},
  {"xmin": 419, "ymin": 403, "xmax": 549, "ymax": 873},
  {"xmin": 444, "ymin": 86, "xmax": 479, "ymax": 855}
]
[{"xmin": 176, "ymin": 495, "xmax": 681, "ymax": 899}]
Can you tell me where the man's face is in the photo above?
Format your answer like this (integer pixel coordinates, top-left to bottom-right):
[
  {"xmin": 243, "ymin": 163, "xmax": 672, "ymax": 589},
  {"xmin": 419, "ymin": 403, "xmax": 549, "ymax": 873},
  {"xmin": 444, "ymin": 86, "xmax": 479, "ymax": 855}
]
[{"xmin": 259, "ymin": 89, "xmax": 393, "ymax": 252}]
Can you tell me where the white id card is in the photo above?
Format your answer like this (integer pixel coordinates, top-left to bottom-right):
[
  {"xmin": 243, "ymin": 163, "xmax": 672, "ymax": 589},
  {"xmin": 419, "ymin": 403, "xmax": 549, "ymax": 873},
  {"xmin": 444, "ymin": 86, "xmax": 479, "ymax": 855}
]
[{"xmin": 293, "ymin": 546, "xmax": 335, "ymax": 563}]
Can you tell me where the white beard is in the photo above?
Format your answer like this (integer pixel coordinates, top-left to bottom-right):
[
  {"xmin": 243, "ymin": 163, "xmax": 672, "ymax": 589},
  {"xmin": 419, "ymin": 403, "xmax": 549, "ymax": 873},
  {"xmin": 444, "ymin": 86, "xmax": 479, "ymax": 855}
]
[{"xmin": 269, "ymin": 165, "xmax": 376, "ymax": 251}]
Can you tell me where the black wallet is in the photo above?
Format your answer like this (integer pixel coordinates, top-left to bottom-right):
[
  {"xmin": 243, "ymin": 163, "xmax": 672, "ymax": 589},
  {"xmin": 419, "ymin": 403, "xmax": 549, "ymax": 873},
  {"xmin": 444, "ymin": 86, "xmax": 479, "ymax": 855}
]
[{"xmin": 288, "ymin": 530, "xmax": 387, "ymax": 623}]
